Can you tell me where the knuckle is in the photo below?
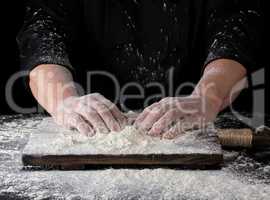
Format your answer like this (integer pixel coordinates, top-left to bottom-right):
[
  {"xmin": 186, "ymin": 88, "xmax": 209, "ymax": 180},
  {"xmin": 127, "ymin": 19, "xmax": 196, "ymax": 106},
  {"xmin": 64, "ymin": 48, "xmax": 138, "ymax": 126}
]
[
  {"xmin": 81, "ymin": 95, "xmax": 93, "ymax": 103},
  {"xmin": 85, "ymin": 107, "xmax": 97, "ymax": 115},
  {"xmin": 79, "ymin": 95, "xmax": 88, "ymax": 102},
  {"xmin": 148, "ymin": 111, "xmax": 158, "ymax": 118},
  {"xmin": 162, "ymin": 97, "xmax": 173, "ymax": 103},
  {"xmin": 108, "ymin": 104, "xmax": 117, "ymax": 111},
  {"xmin": 91, "ymin": 93, "xmax": 103, "ymax": 99},
  {"xmin": 152, "ymin": 106, "xmax": 161, "ymax": 113},
  {"xmin": 145, "ymin": 107, "xmax": 153, "ymax": 113},
  {"xmin": 78, "ymin": 98, "xmax": 90, "ymax": 107},
  {"xmin": 97, "ymin": 105, "xmax": 109, "ymax": 114},
  {"xmin": 160, "ymin": 99, "xmax": 167, "ymax": 103},
  {"xmin": 153, "ymin": 102, "xmax": 160, "ymax": 106},
  {"xmin": 150, "ymin": 102, "xmax": 159, "ymax": 108}
]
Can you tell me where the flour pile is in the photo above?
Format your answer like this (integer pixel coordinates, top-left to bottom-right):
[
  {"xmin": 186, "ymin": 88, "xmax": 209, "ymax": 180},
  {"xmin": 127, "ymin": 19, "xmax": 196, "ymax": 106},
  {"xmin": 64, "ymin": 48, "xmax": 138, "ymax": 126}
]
[{"xmin": 23, "ymin": 118, "xmax": 221, "ymax": 156}]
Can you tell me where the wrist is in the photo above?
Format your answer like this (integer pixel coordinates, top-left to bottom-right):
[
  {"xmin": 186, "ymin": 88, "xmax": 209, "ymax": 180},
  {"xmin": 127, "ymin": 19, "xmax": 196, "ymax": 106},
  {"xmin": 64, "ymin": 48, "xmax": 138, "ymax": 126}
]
[
  {"xmin": 205, "ymin": 93, "xmax": 223, "ymax": 112},
  {"xmin": 49, "ymin": 95, "xmax": 79, "ymax": 116},
  {"xmin": 192, "ymin": 87, "xmax": 223, "ymax": 112}
]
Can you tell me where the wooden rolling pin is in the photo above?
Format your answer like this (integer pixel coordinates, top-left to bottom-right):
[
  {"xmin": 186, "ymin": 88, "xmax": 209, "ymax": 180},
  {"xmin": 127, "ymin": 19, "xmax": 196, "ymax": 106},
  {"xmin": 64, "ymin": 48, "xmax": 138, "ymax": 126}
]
[{"xmin": 218, "ymin": 126, "xmax": 270, "ymax": 149}]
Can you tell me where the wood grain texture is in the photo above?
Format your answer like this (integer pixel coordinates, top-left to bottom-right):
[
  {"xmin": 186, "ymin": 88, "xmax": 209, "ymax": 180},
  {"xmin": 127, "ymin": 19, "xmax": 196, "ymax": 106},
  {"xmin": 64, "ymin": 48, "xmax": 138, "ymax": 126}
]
[{"xmin": 22, "ymin": 154, "xmax": 223, "ymax": 170}]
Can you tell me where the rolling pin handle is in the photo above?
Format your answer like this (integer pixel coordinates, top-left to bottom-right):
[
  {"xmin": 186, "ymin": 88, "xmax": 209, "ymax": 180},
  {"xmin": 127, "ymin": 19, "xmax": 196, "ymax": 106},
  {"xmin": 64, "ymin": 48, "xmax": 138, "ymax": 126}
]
[{"xmin": 218, "ymin": 129, "xmax": 253, "ymax": 148}]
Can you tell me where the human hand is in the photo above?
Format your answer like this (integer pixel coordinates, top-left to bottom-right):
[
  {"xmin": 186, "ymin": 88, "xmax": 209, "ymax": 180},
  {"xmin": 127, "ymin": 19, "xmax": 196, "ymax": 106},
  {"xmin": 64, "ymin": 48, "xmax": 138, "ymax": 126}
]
[
  {"xmin": 51, "ymin": 93, "xmax": 127, "ymax": 136},
  {"xmin": 134, "ymin": 95, "xmax": 222, "ymax": 139}
]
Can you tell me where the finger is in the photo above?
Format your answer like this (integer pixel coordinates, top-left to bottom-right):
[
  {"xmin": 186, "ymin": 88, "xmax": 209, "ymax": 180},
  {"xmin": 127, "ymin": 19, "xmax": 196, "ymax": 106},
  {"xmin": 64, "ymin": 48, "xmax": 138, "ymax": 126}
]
[
  {"xmin": 136, "ymin": 99, "xmax": 178, "ymax": 127},
  {"xmin": 102, "ymin": 100, "xmax": 127, "ymax": 129},
  {"xmin": 92, "ymin": 94, "xmax": 127, "ymax": 129},
  {"xmin": 77, "ymin": 106, "xmax": 109, "ymax": 134},
  {"xmin": 67, "ymin": 114, "xmax": 95, "ymax": 136},
  {"xmin": 165, "ymin": 97, "xmax": 201, "ymax": 115},
  {"xmin": 162, "ymin": 120, "xmax": 188, "ymax": 140},
  {"xmin": 148, "ymin": 109, "xmax": 184, "ymax": 137},
  {"xmin": 162, "ymin": 115, "xmax": 202, "ymax": 139},
  {"xmin": 138, "ymin": 106, "xmax": 165, "ymax": 132},
  {"xmin": 162, "ymin": 126, "xmax": 181, "ymax": 140},
  {"xmin": 52, "ymin": 112, "xmax": 65, "ymax": 127},
  {"xmin": 134, "ymin": 102, "xmax": 159, "ymax": 125},
  {"xmin": 92, "ymin": 101, "xmax": 121, "ymax": 132}
]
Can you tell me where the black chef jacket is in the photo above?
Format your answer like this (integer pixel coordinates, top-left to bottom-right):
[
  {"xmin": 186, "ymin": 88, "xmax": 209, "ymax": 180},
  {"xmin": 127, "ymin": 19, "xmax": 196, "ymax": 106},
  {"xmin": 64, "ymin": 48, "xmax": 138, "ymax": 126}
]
[{"xmin": 17, "ymin": 0, "xmax": 263, "ymax": 110}]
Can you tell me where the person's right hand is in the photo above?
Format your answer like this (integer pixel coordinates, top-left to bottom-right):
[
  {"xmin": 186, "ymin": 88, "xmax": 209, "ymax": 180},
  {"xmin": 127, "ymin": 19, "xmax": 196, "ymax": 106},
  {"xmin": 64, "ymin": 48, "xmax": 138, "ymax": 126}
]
[{"xmin": 51, "ymin": 93, "xmax": 127, "ymax": 136}]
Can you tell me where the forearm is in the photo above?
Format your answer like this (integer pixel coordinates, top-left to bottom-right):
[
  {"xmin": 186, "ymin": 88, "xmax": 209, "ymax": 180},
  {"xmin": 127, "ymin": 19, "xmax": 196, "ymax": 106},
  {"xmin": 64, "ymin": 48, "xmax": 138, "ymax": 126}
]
[
  {"xmin": 193, "ymin": 59, "xmax": 247, "ymax": 110},
  {"xmin": 201, "ymin": 2, "xmax": 262, "ymax": 110},
  {"xmin": 29, "ymin": 64, "xmax": 79, "ymax": 114}
]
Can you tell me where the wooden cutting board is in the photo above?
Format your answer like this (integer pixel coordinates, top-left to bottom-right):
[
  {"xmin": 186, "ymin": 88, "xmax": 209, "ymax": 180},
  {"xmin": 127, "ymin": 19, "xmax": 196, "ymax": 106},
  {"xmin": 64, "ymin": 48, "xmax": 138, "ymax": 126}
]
[{"xmin": 22, "ymin": 118, "xmax": 223, "ymax": 170}]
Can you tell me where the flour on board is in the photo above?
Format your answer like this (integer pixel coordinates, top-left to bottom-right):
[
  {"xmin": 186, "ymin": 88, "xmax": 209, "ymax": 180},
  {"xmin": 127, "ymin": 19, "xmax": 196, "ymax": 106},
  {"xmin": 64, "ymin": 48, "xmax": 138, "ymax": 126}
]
[{"xmin": 23, "ymin": 118, "xmax": 222, "ymax": 156}]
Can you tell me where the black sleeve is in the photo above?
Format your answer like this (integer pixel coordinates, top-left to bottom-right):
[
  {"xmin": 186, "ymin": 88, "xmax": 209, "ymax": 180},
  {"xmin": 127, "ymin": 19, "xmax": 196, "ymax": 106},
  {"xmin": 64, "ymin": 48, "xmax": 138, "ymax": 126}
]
[
  {"xmin": 204, "ymin": 0, "xmax": 263, "ymax": 74},
  {"xmin": 17, "ymin": 0, "xmax": 76, "ymax": 73}
]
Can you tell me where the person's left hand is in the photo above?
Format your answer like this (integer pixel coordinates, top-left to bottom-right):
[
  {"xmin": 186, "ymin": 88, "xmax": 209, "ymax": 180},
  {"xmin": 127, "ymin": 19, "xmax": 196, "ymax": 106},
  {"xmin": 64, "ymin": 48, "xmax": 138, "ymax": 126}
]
[{"xmin": 134, "ymin": 95, "xmax": 222, "ymax": 139}]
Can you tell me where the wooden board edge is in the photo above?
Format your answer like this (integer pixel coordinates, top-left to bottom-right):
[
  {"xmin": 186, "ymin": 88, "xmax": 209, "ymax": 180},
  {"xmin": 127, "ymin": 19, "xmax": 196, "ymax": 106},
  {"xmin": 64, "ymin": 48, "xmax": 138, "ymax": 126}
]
[{"xmin": 22, "ymin": 153, "xmax": 224, "ymax": 170}]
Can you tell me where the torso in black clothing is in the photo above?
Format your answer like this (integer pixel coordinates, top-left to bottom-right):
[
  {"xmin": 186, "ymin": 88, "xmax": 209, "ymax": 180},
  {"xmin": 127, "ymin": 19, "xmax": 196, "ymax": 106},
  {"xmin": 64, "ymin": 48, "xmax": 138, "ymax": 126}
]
[
  {"xmin": 19, "ymin": 0, "xmax": 262, "ymax": 111},
  {"xmin": 70, "ymin": 0, "xmax": 206, "ymax": 109}
]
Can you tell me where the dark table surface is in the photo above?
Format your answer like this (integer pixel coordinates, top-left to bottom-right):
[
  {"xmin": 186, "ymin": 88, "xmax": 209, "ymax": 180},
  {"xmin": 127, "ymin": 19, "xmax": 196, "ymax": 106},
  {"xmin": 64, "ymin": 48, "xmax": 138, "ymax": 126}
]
[{"xmin": 0, "ymin": 114, "xmax": 270, "ymax": 200}]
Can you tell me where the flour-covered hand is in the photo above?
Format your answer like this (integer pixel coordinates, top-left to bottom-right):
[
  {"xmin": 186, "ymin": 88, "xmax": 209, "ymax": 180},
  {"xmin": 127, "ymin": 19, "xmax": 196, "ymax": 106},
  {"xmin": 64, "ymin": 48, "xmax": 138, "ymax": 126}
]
[
  {"xmin": 51, "ymin": 93, "xmax": 127, "ymax": 136},
  {"xmin": 135, "ymin": 95, "xmax": 222, "ymax": 139}
]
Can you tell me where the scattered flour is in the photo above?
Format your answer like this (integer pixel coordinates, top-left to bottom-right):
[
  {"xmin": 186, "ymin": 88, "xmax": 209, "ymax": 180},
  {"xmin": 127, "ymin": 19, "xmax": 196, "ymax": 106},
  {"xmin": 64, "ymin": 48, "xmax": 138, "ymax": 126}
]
[
  {"xmin": 1, "ymin": 115, "xmax": 270, "ymax": 199},
  {"xmin": 23, "ymin": 118, "xmax": 221, "ymax": 156}
]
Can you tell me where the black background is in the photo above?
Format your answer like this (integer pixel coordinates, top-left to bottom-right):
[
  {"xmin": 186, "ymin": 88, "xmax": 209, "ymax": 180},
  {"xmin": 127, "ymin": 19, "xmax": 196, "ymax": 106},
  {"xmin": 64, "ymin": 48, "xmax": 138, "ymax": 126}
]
[{"xmin": 1, "ymin": 1, "xmax": 269, "ymax": 116}]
